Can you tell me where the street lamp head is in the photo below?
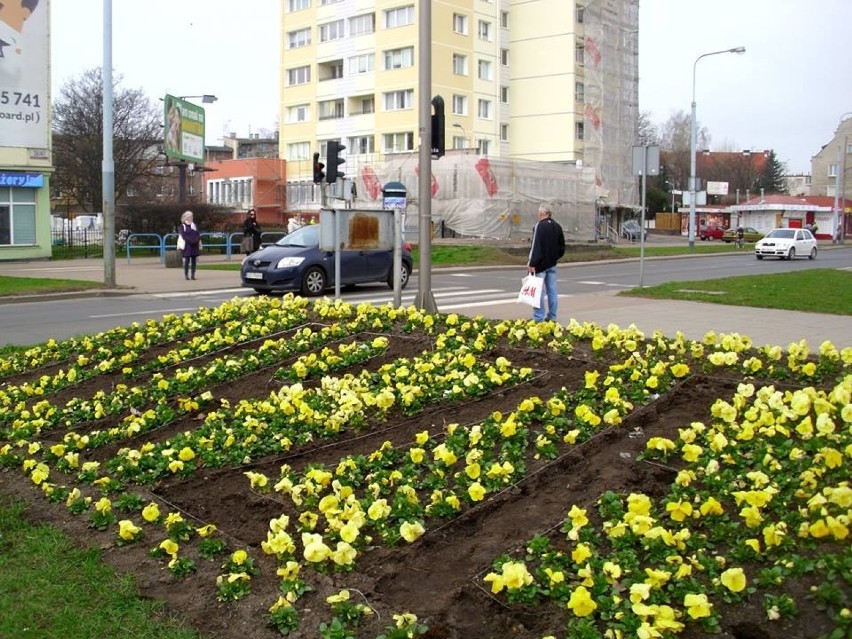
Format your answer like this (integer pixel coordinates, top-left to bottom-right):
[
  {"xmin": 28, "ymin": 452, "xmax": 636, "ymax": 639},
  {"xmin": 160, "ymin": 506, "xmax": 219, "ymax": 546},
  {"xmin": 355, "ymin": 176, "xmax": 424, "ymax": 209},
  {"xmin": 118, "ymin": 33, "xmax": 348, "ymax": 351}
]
[
  {"xmin": 452, "ymin": 123, "xmax": 463, "ymax": 129},
  {"xmin": 729, "ymin": 46, "xmax": 746, "ymax": 54},
  {"xmin": 200, "ymin": 94, "xmax": 218, "ymax": 103}
]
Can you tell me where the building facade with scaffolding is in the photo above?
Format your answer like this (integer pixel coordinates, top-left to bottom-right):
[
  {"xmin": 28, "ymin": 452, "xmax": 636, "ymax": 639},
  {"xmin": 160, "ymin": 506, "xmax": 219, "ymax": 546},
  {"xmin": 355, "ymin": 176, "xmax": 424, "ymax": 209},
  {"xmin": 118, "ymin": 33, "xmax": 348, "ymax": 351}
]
[{"xmin": 279, "ymin": 0, "xmax": 639, "ymax": 242}]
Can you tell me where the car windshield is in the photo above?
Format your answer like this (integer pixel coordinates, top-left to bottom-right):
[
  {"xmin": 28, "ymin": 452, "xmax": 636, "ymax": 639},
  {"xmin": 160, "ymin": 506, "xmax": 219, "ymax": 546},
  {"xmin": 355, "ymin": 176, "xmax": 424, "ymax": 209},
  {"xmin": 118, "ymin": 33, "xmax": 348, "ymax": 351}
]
[
  {"xmin": 766, "ymin": 229, "xmax": 795, "ymax": 239},
  {"xmin": 277, "ymin": 225, "xmax": 320, "ymax": 248}
]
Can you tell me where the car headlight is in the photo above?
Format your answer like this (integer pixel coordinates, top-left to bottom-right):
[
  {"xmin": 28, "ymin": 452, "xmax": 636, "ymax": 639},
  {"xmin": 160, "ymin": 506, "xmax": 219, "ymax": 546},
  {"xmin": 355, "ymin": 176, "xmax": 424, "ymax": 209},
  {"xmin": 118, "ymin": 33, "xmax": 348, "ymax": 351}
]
[{"xmin": 276, "ymin": 256, "xmax": 305, "ymax": 269}]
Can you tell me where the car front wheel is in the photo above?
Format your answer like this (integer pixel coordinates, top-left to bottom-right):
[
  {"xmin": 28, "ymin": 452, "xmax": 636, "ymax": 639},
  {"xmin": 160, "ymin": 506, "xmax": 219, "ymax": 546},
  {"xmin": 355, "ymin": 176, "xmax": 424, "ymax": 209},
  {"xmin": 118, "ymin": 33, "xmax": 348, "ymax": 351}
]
[
  {"xmin": 756, "ymin": 254, "xmax": 763, "ymax": 260},
  {"xmin": 787, "ymin": 248, "xmax": 796, "ymax": 260},
  {"xmin": 301, "ymin": 266, "xmax": 327, "ymax": 296},
  {"xmin": 388, "ymin": 262, "xmax": 412, "ymax": 289}
]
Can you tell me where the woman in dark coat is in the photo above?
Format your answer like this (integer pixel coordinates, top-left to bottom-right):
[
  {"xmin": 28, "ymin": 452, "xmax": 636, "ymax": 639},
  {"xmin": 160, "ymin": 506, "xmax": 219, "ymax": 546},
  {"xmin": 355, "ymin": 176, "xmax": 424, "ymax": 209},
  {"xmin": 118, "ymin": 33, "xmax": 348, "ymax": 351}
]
[
  {"xmin": 179, "ymin": 210, "xmax": 202, "ymax": 280},
  {"xmin": 242, "ymin": 208, "xmax": 262, "ymax": 253}
]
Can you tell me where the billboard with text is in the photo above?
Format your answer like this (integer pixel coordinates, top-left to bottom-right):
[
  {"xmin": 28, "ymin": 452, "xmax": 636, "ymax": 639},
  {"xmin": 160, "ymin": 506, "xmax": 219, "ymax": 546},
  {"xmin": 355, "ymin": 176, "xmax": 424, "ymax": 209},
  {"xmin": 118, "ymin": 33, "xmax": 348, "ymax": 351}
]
[
  {"xmin": 163, "ymin": 94, "xmax": 205, "ymax": 163},
  {"xmin": 0, "ymin": 0, "xmax": 49, "ymax": 149}
]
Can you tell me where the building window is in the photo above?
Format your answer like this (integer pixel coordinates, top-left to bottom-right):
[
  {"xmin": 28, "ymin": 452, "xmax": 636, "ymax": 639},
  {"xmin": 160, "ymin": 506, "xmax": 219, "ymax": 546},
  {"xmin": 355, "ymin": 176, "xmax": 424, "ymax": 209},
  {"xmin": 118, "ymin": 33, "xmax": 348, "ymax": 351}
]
[
  {"xmin": 318, "ymin": 99, "xmax": 344, "ymax": 120},
  {"xmin": 286, "ymin": 104, "xmax": 310, "ymax": 123},
  {"xmin": 576, "ymin": 3, "xmax": 585, "ymax": 23},
  {"xmin": 477, "ymin": 139, "xmax": 490, "ymax": 156},
  {"xmin": 452, "ymin": 135, "xmax": 465, "ymax": 150},
  {"xmin": 0, "ymin": 187, "xmax": 36, "ymax": 245},
  {"xmin": 478, "ymin": 20, "xmax": 492, "ymax": 41},
  {"xmin": 477, "ymin": 99, "xmax": 491, "ymax": 119},
  {"xmin": 349, "ymin": 13, "xmax": 376, "ymax": 36},
  {"xmin": 383, "ymin": 131, "xmax": 415, "ymax": 153},
  {"xmin": 452, "ymin": 94, "xmax": 467, "ymax": 115},
  {"xmin": 384, "ymin": 89, "xmax": 414, "ymax": 111},
  {"xmin": 500, "ymin": 10, "xmax": 508, "ymax": 28},
  {"xmin": 359, "ymin": 96, "xmax": 375, "ymax": 114},
  {"xmin": 500, "ymin": 86, "xmax": 508, "ymax": 103},
  {"xmin": 287, "ymin": 142, "xmax": 310, "ymax": 161},
  {"xmin": 477, "ymin": 59, "xmax": 492, "ymax": 81},
  {"xmin": 320, "ymin": 0, "xmax": 343, "ymax": 4},
  {"xmin": 575, "ymin": 42, "xmax": 584, "ymax": 64},
  {"xmin": 385, "ymin": 5, "xmax": 414, "ymax": 28},
  {"xmin": 453, "ymin": 13, "xmax": 467, "ymax": 34},
  {"xmin": 384, "ymin": 46, "xmax": 414, "ymax": 70},
  {"xmin": 322, "ymin": 60, "xmax": 344, "ymax": 80},
  {"xmin": 575, "ymin": 121, "xmax": 584, "ymax": 140},
  {"xmin": 500, "ymin": 124, "xmax": 509, "ymax": 141},
  {"xmin": 575, "ymin": 81, "xmax": 584, "ymax": 102},
  {"xmin": 287, "ymin": 27, "xmax": 311, "ymax": 49},
  {"xmin": 828, "ymin": 164, "xmax": 838, "ymax": 177},
  {"xmin": 348, "ymin": 53, "xmax": 375, "ymax": 74},
  {"xmin": 500, "ymin": 48, "xmax": 509, "ymax": 66},
  {"xmin": 286, "ymin": 65, "xmax": 311, "ymax": 86},
  {"xmin": 319, "ymin": 19, "xmax": 345, "ymax": 42},
  {"xmin": 348, "ymin": 135, "xmax": 375, "ymax": 154},
  {"xmin": 287, "ymin": 0, "xmax": 309, "ymax": 12},
  {"xmin": 452, "ymin": 53, "xmax": 468, "ymax": 76}
]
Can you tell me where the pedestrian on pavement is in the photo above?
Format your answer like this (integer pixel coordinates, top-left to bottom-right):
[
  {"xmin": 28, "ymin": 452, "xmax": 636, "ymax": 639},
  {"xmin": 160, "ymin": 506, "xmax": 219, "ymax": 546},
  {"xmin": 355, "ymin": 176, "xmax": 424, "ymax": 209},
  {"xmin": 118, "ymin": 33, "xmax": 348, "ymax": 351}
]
[
  {"xmin": 178, "ymin": 210, "xmax": 202, "ymax": 280},
  {"xmin": 527, "ymin": 203, "xmax": 565, "ymax": 322},
  {"xmin": 242, "ymin": 208, "xmax": 262, "ymax": 253},
  {"xmin": 736, "ymin": 226, "xmax": 745, "ymax": 249}
]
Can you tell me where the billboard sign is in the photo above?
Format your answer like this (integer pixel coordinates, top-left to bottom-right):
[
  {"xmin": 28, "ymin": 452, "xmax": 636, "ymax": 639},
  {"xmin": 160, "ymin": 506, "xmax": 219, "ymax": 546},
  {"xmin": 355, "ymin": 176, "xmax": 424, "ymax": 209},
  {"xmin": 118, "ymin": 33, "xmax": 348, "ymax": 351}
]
[
  {"xmin": 706, "ymin": 181, "xmax": 729, "ymax": 195},
  {"xmin": 163, "ymin": 94, "xmax": 205, "ymax": 163},
  {"xmin": 0, "ymin": 0, "xmax": 49, "ymax": 149}
]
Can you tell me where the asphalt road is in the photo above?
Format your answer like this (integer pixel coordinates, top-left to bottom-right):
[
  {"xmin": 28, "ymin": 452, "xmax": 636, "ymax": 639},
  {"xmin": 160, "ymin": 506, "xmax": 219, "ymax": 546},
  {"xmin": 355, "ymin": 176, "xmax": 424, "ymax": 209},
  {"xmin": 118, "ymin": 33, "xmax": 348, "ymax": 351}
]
[{"xmin": 2, "ymin": 250, "xmax": 850, "ymax": 346}]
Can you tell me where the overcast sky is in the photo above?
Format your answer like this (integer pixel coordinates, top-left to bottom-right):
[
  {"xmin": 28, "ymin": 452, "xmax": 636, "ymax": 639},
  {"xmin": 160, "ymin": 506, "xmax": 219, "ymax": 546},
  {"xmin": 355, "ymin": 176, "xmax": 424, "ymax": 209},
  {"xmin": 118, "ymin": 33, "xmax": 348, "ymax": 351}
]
[{"xmin": 49, "ymin": 0, "xmax": 851, "ymax": 175}]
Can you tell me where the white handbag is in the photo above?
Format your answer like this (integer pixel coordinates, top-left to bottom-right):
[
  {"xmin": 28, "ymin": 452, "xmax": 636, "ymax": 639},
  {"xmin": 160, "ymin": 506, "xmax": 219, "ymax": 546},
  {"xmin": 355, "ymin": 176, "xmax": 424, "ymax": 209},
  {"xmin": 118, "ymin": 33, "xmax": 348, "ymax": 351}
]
[
  {"xmin": 176, "ymin": 235, "xmax": 186, "ymax": 251},
  {"xmin": 517, "ymin": 275, "xmax": 543, "ymax": 309}
]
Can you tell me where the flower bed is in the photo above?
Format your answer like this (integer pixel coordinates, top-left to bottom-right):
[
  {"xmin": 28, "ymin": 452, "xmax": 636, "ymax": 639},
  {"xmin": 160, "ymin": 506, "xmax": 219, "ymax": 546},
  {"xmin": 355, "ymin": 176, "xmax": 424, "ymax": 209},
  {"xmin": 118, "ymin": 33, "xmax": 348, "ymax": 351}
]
[{"xmin": 1, "ymin": 295, "xmax": 849, "ymax": 639}]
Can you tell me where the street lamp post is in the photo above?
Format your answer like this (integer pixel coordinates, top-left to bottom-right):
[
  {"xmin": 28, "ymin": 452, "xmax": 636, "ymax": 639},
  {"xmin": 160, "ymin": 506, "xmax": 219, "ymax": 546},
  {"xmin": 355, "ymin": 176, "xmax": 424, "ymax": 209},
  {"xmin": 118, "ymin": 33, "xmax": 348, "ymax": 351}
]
[{"xmin": 688, "ymin": 46, "xmax": 745, "ymax": 248}]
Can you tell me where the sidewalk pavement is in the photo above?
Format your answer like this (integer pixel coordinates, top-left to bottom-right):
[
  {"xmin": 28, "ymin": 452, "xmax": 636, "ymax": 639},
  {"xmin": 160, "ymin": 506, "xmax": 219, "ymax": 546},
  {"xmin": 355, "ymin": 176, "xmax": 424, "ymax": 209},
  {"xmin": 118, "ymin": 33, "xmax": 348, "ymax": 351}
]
[{"xmin": 0, "ymin": 254, "xmax": 849, "ymax": 349}]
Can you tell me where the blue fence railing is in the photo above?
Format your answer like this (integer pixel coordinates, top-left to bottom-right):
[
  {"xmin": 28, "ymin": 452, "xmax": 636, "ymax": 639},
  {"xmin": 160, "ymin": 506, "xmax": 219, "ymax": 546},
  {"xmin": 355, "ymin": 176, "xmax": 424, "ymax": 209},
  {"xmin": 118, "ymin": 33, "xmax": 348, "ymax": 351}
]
[{"xmin": 123, "ymin": 231, "xmax": 286, "ymax": 263}]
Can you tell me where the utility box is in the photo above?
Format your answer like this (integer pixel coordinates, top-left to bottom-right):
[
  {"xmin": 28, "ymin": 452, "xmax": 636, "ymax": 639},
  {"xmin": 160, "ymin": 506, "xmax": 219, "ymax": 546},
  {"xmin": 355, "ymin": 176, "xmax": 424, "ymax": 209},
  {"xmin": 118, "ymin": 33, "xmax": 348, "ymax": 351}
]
[{"xmin": 165, "ymin": 250, "xmax": 182, "ymax": 268}]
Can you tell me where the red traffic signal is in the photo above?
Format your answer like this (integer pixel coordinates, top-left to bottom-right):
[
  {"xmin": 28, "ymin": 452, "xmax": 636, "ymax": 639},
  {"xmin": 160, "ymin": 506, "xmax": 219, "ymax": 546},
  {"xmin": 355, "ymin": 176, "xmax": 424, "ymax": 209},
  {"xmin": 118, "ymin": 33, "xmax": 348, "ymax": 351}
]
[{"xmin": 312, "ymin": 152, "xmax": 325, "ymax": 184}]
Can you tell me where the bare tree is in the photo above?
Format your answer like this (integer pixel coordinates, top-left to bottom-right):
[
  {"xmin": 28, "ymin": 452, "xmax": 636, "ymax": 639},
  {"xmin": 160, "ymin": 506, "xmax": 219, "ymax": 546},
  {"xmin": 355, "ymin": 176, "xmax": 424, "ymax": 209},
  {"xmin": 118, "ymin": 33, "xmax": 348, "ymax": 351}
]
[
  {"xmin": 52, "ymin": 68, "xmax": 162, "ymax": 212},
  {"xmin": 637, "ymin": 110, "xmax": 659, "ymax": 147},
  {"xmin": 658, "ymin": 110, "xmax": 710, "ymax": 191}
]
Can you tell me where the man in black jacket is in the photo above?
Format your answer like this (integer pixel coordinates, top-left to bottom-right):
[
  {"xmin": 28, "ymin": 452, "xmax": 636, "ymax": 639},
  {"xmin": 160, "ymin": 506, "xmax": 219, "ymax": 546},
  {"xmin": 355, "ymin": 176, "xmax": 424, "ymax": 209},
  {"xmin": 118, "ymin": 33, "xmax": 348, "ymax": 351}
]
[{"xmin": 527, "ymin": 204, "xmax": 565, "ymax": 322}]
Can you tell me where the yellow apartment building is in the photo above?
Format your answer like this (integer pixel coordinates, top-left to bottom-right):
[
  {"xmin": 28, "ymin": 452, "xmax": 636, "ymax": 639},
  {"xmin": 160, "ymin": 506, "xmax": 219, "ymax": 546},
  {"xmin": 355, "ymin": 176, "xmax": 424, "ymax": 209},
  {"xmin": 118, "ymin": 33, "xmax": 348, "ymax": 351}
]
[{"xmin": 279, "ymin": 0, "xmax": 639, "ymax": 240}]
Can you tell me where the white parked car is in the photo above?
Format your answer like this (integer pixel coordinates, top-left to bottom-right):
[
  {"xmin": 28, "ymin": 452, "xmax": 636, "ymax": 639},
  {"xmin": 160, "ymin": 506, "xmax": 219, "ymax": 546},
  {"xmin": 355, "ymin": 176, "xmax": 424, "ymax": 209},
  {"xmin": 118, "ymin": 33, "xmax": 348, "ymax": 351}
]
[{"xmin": 754, "ymin": 228, "xmax": 817, "ymax": 260}]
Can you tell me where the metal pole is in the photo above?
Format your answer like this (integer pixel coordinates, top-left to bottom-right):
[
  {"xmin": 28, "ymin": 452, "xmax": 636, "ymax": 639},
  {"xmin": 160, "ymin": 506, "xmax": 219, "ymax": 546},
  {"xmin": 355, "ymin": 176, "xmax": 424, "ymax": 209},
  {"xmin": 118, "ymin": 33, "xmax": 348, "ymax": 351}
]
[
  {"xmin": 415, "ymin": 0, "xmax": 437, "ymax": 312},
  {"xmin": 102, "ymin": 0, "xmax": 116, "ymax": 287},
  {"xmin": 840, "ymin": 134, "xmax": 848, "ymax": 244},
  {"xmin": 639, "ymin": 147, "xmax": 647, "ymax": 287},
  {"xmin": 688, "ymin": 47, "xmax": 745, "ymax": 249}
]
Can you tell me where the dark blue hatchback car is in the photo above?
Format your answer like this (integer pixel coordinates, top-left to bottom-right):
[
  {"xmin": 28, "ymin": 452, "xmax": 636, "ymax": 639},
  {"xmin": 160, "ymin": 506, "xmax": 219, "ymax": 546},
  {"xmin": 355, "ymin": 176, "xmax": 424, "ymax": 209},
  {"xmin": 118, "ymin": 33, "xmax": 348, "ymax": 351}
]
[{"xmin": 240, "ymin": 224, "xmax": 412, "ymax": 296}]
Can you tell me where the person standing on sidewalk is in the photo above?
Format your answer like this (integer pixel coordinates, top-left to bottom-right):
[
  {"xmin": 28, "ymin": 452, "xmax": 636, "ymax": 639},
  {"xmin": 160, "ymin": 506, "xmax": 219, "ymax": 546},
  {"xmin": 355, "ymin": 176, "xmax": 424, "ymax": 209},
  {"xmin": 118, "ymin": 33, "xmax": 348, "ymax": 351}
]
[
  {"xmin": 242, "ymin": 209, "xmax": 262, "ymax": 253},
  {"xmin": 178, "ymin": 210, "xmax": 202, "ymax": 280},
  {"xmin": 527, "ymin": 203, "xmax": 565, "ymax": 322}
]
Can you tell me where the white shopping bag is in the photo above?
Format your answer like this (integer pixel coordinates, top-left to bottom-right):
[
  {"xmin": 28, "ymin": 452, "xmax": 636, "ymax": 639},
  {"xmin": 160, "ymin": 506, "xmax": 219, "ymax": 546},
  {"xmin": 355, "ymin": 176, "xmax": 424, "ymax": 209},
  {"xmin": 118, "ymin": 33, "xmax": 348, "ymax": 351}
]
[{"xmin": 517, "ymin": 274, "xmax": 543, "ymax": 309}]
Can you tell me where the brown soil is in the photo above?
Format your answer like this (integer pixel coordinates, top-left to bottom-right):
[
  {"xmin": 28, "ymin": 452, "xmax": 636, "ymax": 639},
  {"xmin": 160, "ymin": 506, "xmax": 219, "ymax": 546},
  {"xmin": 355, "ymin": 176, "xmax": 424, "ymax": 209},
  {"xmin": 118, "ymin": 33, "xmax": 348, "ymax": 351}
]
[{"xmin": 0, "ymin": 317, "xmax": 842, "ymax": 639}]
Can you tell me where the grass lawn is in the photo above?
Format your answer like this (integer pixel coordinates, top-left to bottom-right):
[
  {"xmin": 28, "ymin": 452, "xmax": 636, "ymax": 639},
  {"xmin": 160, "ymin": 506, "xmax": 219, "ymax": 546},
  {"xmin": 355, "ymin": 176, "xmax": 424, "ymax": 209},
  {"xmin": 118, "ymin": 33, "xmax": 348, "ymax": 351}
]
[
  {"xmin": 0, "ymin": 500, "xmax": 197, "ymax": 639},
  {"xmin": 0, "ymin": 275, "xmax": 105, "ymax": 296},
  {"xmin": 621, "ymin": 268, "xmax": 852, "ymax": 315}
]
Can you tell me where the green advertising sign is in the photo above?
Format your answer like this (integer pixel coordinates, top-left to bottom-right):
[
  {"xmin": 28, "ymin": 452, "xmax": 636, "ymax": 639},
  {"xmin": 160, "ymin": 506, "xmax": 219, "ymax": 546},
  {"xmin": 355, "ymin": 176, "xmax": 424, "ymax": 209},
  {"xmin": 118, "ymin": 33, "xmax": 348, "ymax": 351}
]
[{"xmin": 163, "ymin": 94, "xmax": 205, "ymax": 163}]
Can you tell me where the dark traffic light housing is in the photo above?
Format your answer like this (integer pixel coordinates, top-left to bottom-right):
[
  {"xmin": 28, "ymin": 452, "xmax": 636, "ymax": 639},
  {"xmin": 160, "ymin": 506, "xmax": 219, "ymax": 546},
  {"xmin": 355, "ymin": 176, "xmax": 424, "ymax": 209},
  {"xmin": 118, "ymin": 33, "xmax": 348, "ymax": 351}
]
[
  {"xmin": 312, "ymin": 152, "xmax": 325, "ymax": 184},
  {"xmin": 326, "ymin": 140, "xmax": 346, "ymax": 183},
  {"xmin": 431, "ymin": 95, "xmax": 445, "ymax": 159}
]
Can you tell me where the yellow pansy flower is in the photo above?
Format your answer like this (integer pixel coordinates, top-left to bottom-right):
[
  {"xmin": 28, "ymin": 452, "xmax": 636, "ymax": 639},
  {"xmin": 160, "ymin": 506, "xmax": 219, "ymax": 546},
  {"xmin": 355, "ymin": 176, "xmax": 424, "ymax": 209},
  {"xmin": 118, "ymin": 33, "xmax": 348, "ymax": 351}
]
[
  {"xmin": 720, "ymin": 567, "xmax": 746, "ymax": 593},
  {"xmin": 567, "ymin": 585, "xmax": 598, "ymax": 617}
]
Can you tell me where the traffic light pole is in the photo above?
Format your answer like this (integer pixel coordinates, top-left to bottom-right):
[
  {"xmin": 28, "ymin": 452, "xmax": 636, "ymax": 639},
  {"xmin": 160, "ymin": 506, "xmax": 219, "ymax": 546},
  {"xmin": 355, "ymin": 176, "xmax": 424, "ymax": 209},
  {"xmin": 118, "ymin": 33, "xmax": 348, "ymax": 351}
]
[{"xmin": 415, "ymin": 0, "xmax": 437, "ymax": 313}]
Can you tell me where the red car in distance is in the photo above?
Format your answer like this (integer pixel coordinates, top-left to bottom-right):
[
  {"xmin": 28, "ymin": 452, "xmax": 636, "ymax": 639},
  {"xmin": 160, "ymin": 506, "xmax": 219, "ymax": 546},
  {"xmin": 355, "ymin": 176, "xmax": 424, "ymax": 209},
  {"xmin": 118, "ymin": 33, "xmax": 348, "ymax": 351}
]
[{"xmin": 699, "ymin": 225, "xmax": 725, "ymax": 241}]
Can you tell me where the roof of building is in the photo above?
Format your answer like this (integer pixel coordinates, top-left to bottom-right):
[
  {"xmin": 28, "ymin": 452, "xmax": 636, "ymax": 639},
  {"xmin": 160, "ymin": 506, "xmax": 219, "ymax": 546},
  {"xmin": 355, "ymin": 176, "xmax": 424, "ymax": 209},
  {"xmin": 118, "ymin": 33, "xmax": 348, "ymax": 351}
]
[{"xmin": 730, "ymin": 194, "xmax": 831, "ymax": 211}]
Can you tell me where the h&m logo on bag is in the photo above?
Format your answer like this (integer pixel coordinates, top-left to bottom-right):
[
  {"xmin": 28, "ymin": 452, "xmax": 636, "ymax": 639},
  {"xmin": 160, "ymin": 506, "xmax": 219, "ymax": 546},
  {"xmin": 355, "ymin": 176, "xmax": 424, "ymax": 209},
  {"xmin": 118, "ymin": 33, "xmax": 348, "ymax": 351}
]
[{"xmin": 522, "ymin": 282, "xmax": 540, "ymax": 296}]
